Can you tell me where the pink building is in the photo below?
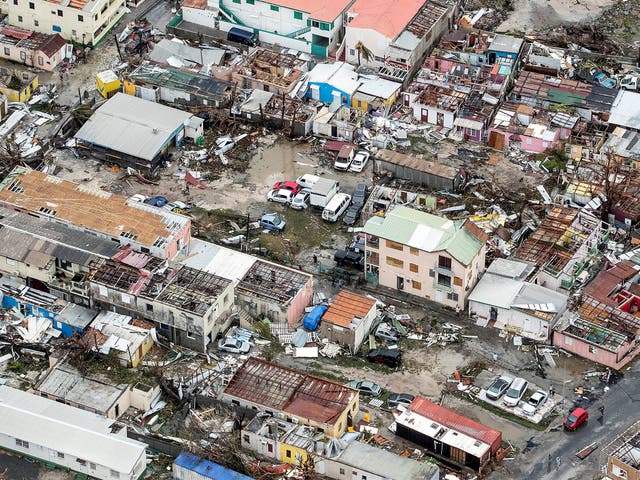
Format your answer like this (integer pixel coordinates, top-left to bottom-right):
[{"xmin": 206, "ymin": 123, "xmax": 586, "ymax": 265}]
[
  {"xmin": 488, "ymin": 103, "xmax": 577, "ymax": 152},
  {"xmin": 552, "ymin": 299, "xmax": 640, "ymax": 370},
  {"xmin": 363, "ymin": 206, "xmax": 487, "ymax": 308},
  {"xmin": 0, "ymin": 26, "xmax": 66, "ymax": 72}
]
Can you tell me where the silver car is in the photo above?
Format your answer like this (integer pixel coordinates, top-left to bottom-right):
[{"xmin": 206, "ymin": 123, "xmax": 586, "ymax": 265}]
[
  {"xmin": 267, "ymin": 189, "xmax": 293, "ymax": 204},
  {"xmin": 290, "ymin": 190, "xmax": 310, "ymax": 210},
  {"xmin": 218, "ymin": 337, "xmax": 251, "ymax": 354}
]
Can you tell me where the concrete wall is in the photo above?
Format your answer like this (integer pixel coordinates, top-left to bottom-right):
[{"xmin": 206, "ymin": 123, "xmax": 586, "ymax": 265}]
[
  {"xmin": 344, "ymin": 26, "xmax": 388, "ymax": 67},
  {"xmin": 409, "ymin": 101, "xmax": 456, "ymax": 128},
  {"xmin": 6, "ymin": 0, "xmax": 126, "ymax": 45},
  {"xmin": 183, "ymin": 6, "xmax": 218, "ymax": 25},
  {"xmin": 608, "ymin": 456, "xmax": 640, "ymax": 480},
  {"xmin": 468, "ymin": 301, "xmax": 552, "ymax": 341},
  {"xmin": 0, "ymin": 253, "xmax": 53, "ymax": 282},
  {"xmin": 318, "ymin": 305, "xmax": 376, "ymax": 352},
  {"xmin": 0, "ymin": 42, "xmax": 64, "ymax": 71}
]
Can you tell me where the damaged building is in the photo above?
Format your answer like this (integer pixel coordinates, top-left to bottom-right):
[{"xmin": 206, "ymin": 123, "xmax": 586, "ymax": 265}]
[
  {"xmin": 90, "ymin": 247, "xmax": 234, "ymax": 352},
  {"xmin": 232, "ymin": 48, "xmax": 308, "ymax": 96},
  {"xmin": 74, "ymin": 93, "xmax": 203, "ymax": 173},
  {"xmin": 220, "ymin": 357, "xmax": 359, "ymax": 438},
  {"xmin": 0, "ymin": 167, "xmax": 192, "ymax": 260}
]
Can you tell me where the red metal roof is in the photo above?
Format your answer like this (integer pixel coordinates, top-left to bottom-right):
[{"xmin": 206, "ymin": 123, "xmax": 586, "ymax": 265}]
[
  {"xmin": 322, "ymin": 141, "xmax": 355, "ymax": 152},
  {"xmin": 408, "ymin": 396, "xmax": 502, "ymax": 451},
  {"xmin": 39, "ymin": 34, "xmax": 66, "ymax": 57},
  {"xmin": 584, "ymin": 260, "xmax": 638, "ymax": 304},
  {"xmin": 0, "ymin": 26, "xmax": 33, "ymax": 40}
]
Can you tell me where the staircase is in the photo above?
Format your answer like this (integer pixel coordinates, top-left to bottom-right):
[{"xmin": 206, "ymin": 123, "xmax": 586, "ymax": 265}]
[
  {"xmin": 219, "ymin": 1, "xmax": 246, "ymax": 26},
  {"xmin": 286, "ymin": 26, "xmax": 310, "ymax": 38}
]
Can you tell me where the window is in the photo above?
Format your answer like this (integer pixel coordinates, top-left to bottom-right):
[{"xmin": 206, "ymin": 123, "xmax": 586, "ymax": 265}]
[
  {"xmin": 409, "ymin": 263, "xmax": 418, "ymax": 273},
  {"xmin": 438, "ymin": 255, "xmax": 452, "ymax": 269},
  {"xmin": 374, "ymin": 56, "xmax": 384, "ymax": 62},
  {"xmin": 78, "ymin": 14, "xmax": 83, "ymax": 21},
  {"xmin": 412, "ymin": 280, "xmax": 421, "ymax": 290},
  {"xmin": 286, "ymin": 450, "xmax": 292, "ymax": 458},
  {"xmin": 437, "ymin": 273, "xmax": 451, "ymax": 287},
  {"xmin": 12, "ymin": 0, "xmax": 17, "ymax": 4},
  {"xmin": 294, "ymin": 10, "xmax": 302, "ymax": 19},
  {"xmin": 146, "ymin": 303, "xmax": 153, "ymax": 312},
  {"xmin": 267, "ymin": 443, "xmax": 274, "ymax": 453},
  {"xmin": 246, "ymin": 0, "xmax": 254, "ymax": 3},
  {"xmin": 18, "ymin": 15, "xmax": 23, "ymax": 22},
  {"xmin": 339, "ymin": 468, "xmax": 345, "ymax": 475},
  {"xmin": 71, "ymin": 29, "xmax": 76, "ymax": 36},
  {"xmin": 28, "ymin": 1, "xmax": 34, "ymax": 7},
  {"xmin": 447, "ymin": 291, "xmax": 459, "ymax": 301},
  {"xmin": 385, "ymin": 239, "xmax": 404, "ymax": 251},
  {"xmin": 90, "ymin": 463, "xmax": 96, "ymax": 470},
  {"xmin": 186, "ymin": 329, "xmax": 195, "ymax": 339},
  {"xmin": 57, "ymin": 452, "xmax": 64, "ymax": 459},
  {"xmin": 15, "ymin": 439, "xmax": 29, "ymax": 448},
  {"xmin": 57, "ymin": 9, "xmax": 62, "ymax": 15},
  {"xmin": 453, "ymin": 276, "xmax": 463, "ymax": 287},
  {"xmin": 77, "ymin": 459, "xmax": 87, "ymax": 466},
  {"xmin": 386, "ymin": 256, "xmax": 403, "ymax": 268},
  {"xmin": 242, "ymin": 434, "xmax": 250, "ymax": 443},
  {"xmin": 319, "ymin": 21, "xmax": 329, "ymax": 30},
  {"xmin": 410, "ymin": 247, "xmax": 419, "ymax": 256},
  {"xmin": 429, "ymin": 268, "xmax": 435, "ymax": 277},
  {"xmin": 6, "ymin": 258, "xmax": 16, "ymax": 266},
  {"xmin": 3, "ymin": 47, "xmax": 9, "ymax": 55},
  {"xmin": 311, "ymin": 20, "xmax": 320, "ymax": 28},
  {"xmin": 110, "ymin": 470, "xmax": 120, "ymax": 479},
  {"xmin": 349, "ymin": 48, "xmax": 355, "ymax": 56},
  {"xmin": 270, "ymin": 4, "xmax": 278, "ymax": 10},
  {"xmin": 160, "ymin": 323, "xmax": 169, "ymax": 331},
  {"xmin": 232, "ymin": 0, "xmax": 240, "ymax": 3},
  {"xmin": 34, "ymin": 19, "xmax": 39, "ymax": 26}
]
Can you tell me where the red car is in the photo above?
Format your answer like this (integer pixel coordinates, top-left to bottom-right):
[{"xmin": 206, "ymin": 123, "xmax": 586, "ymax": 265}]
[
  {"xmin": 564, "ymin": 407, "xmax": 589, "ymax": 430},
  {"xmin": 273, "ymin": 181, "xmax": 301, "ymax": 195}
]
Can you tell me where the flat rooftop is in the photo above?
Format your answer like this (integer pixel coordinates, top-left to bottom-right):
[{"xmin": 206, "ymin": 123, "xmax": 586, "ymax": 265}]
[
  {"xmin": 35, "ymin": 364, "xmax": 126, "ymax": 415},
  {"xmin": 0, "ymin": 168, "xmax": 190, "ymax": 252}
]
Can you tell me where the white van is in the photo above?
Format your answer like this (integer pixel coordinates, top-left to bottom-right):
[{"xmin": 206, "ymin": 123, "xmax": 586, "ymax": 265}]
[
  {"xmin": 503, "ymin": 377, "xmax": 529, "ymax": 407},
  {"xmin": 296, "ymin": 174, "xmax": 320, "ymax": 190},
  {"xmin": 322, "ymin": 193, "xmax": 351, "ymax": 222}
]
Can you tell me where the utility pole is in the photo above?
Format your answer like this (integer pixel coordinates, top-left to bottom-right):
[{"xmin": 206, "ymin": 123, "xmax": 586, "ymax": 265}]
[{"xmin": 114, "ymin": 34, "xmax": 123, "ymax": 62}]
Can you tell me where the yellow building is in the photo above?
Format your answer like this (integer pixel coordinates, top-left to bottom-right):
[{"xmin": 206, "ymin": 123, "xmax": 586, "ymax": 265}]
[
  {"xmin": 96, "ymin": 69, "xmax": 121, "ymax": 98},
  {"xmin": 0, "ymin": 68, "xmax": 38, "ymax": 102},
  {"xmin": 352, "ymin": 77, "xmax": 401, "ymax": 112}
]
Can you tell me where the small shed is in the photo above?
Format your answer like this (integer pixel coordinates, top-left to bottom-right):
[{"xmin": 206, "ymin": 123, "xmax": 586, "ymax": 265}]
[
  {"xmin": 374, "ymin": 149, "xmax": 462, "ymax": 191},
  {"xmin": 95, "ymin": 70, "xmax": 121, "ymax": 98},
  {"xmin": 318, "ymin": 290, "xmax": 377, "ymax": 352}
]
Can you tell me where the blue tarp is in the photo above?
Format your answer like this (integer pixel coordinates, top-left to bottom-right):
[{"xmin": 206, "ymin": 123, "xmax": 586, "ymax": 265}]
[
  {"xmin": 302, "ymin": 305, "xmax": 327, "ymax": 331},
  {"xmin": 145, "ymin": 195, "xmax": 168, "ymax": 207},
  {"xmin": 174, "ymin": 452, "xmax": 254, "ymax": 480}
]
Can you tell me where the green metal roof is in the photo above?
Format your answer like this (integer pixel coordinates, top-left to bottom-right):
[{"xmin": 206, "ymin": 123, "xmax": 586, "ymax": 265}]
[{"xmin": 364, "ymin": 206, "xmax": 484, "ymax": 265}]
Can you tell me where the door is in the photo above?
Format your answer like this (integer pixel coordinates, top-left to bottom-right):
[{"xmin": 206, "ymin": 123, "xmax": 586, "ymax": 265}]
[
  {"xmin": 421, "ymin": 108, "xmax": 428, "ymax": 122},
  {"xmin": 488, "ymin": 131, "xmax": 505, "ymax": 149},
  {"xmin": 435, "ymin": 290, "xmax": 443, "ymax": 303},
  {"xmin": 397, "ymin": 276, "xmax": 404, "ymax": 290},
  {"xmin": 437, "ymin": 112, "xmax": 445, "ymax": 126},
  {"xmin": 403, "ymin": 94, "xmax": 410, "ymax": 106}
]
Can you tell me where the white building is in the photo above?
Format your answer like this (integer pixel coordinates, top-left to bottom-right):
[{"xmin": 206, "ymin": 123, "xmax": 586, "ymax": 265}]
[
  {"xmin": 218, "ymin": 0, "xmax": 353, "ymax": 57},
  {"xmin": 344, "ymin": 0, "xmax": 451, "ymax": 74},
  {"xmin": 468, "ymin": 258, "xmax": 569, "ymax": 340},
  {"xmin": 0, "ymin": 385, "xmax": 147, "ymax": 480},
  {"xmin": 5, "ymin": 0, "xmax": 126, "ymax": 46}
]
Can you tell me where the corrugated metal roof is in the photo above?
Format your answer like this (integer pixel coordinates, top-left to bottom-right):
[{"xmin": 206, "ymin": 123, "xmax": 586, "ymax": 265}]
[
  {"xmin": 0, "ymin": 386, "xmax": 146, "ymax": 475},
  {"xmin": 174, "ymin": 452, "xmax": 254, "ymax": 479},
  {"xmin": 363, "ymin": 206, "xmax": 484, "ymax": 265},
  {"xmin": 407, "ymin": 396, "xmax": 502, "ymax": 450},
  {"xmin": 376, "ymin": 149, "xmax": 458, "ymax": 179},
  {"xmin": 74, "ymin": 93, "xmax": 192, "ymax": 161},
  {"xmin": 323, "ymin": 290, "xmax": 376, "ymax": 327}
]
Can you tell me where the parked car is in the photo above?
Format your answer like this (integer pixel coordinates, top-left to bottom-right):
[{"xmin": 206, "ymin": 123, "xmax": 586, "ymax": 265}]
[
  {"xmin": 375, "ymin": 323, "xmax": 399, "ymax": 343},
  {"xmin": 334, "ymin": 145, "xmax": 355, "ymax": 171},
  {"xmin": 564, "ymin": 407, "xmax": 589, "ymax": 431},
  {"xmin": 267, "ymin": 189, "xmax": 294, "ymax": 204},
  {"xmin": 273, "ymin": 181, "xmax": 301, "ymax": 195},
  {"xmin": 218, "ymin": 337, "xmax": 251, "ymax": 354},
  {"xmin": 259, "ymin": 213, "xmax": 286, "ymax": 231},
  {"xmin": 348, "ymin": 151, "xmax": 370, "ymax": 172},
  {"xmin": 485, "ymin": 375, "xmax": 513, "ymax": 401},
  {"xmin": 290, "ymin": 190, "xmax": 311, "ymax": 210},
  {"xmin": 386, "ymin": 393, "xmax": 415, "ymax": 409},
  {"xmin": 129, "ymin": 194, "xmax": 147, "ymax": 203},
  {"xmin": 352, "ymin": 183, "xmax": 367, "ymax": 207},
  {"xmin": 334, "ymin": 249, "xmax": 363, "ymax": 269},
  {"xmin": 349, "ymin": 233, "xmax": 366, "ymax": 253},
  {"xmin": 367, "ymin": 349, "xmax": 402, "ymax": 368},
  {"xmin": 144, "ymin": 195, "xmax": 168, "ymax": 207},
  {"xmin": 163, "ymin": 200, "xmax": 189, "ymax": 212},
  {"xmin": 522, "ymin": 389, "xmax": 548, "ymax": 416},
  {"xmin": 503, "ymin": 377, "xmax": 529, "ymax": 407},
  {"xmin": 345, "ymin": 380, "xmax": 382, "ymax": 397},
  {"xmin": 343, "ymin": 204, "xmax": 361, "ymax": 226}
]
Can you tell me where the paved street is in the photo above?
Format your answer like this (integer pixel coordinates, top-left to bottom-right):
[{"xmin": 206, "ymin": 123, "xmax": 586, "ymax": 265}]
[{"xmin": 495, "ymin": 360, "xmax": 640, "ymax": 479}]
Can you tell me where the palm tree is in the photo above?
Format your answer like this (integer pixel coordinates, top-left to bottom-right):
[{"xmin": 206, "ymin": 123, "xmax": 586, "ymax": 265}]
[{"xmin": 354, "ymin": 41, "xmax": 374, "ymax": 66}]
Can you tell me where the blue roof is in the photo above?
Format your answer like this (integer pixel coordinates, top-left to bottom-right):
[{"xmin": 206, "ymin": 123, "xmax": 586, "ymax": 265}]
[{"xmin": 174, "ymin": 452, "xmax": 254, "ymax": 480}]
